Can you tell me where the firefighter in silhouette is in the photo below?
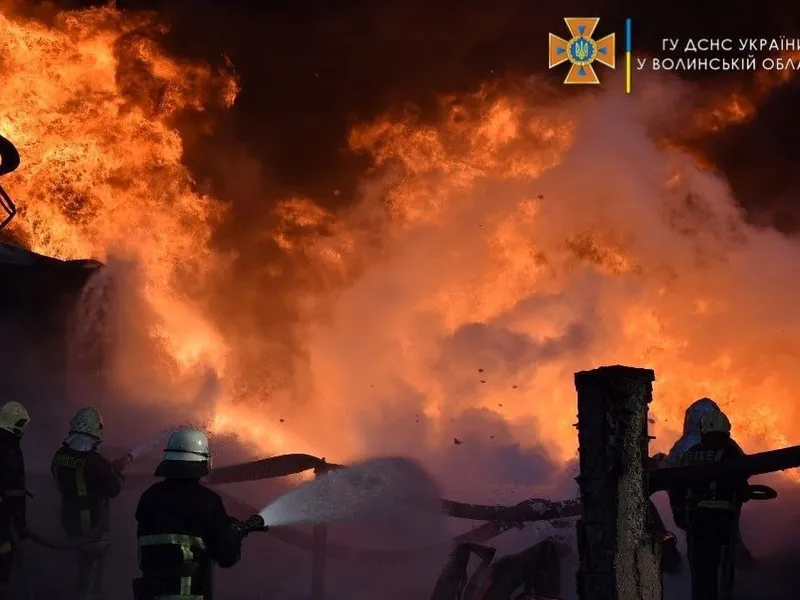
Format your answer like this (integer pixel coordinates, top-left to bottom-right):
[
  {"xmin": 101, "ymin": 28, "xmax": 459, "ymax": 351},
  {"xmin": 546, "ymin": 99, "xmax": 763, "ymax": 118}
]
[
  {"xmin": 673, "ymin": 409, "xmax": 750, "ymax": 600},
  {"xmin": 134, "ymin": 429, "xmax": 267, "ymax": 599},
  {"xmin": 662, "ymin": 398, "xmax": 753, "ymax": 568},
  {"xmin": 51, "ymin": 407, "xmax": 129, "ymax": 600},
  {"xmin": 0, "ymin": 401, "xmax": 30, "ymax": 600}
]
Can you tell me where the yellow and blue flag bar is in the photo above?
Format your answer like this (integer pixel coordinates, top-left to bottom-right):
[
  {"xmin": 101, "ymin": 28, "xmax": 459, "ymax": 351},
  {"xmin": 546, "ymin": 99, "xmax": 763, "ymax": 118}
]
[{"xmin": 625, "ymin": 19, "xmax": 632, "ymax": 93}]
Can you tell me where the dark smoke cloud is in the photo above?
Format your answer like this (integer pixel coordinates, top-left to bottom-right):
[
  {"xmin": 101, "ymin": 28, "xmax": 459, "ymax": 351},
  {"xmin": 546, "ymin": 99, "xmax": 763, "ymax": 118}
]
[{"xmin": 440, "ymin": 321, "xmax": 591, "ymax": 378}]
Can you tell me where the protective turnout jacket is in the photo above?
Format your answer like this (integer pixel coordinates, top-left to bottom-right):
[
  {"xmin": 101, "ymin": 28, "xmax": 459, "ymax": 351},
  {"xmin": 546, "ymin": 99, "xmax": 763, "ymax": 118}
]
[
  {"xmin": 51, "ymin": 444, "xmax": 122, "ymax": 538},
  {"xmin": 135, "ymin": 477, "xmax": 242, "ymax": 599},
  {"xmin": 671, "ymin": 433, "xmax": 749, "ymax": 528}
]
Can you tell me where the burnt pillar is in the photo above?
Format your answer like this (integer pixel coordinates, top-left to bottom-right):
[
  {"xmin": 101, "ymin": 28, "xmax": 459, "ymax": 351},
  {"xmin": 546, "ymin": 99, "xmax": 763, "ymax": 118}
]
[{"xmin": 574, "ymin": 365, "xmax": 661, "ymax": 600}]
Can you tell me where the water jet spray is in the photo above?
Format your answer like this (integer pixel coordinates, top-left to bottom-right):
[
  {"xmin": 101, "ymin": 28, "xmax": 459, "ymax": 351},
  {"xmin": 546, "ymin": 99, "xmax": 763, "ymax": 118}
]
[{"xmin": 257, "ymin": 457, "xmax": 443, "ymax": 530}]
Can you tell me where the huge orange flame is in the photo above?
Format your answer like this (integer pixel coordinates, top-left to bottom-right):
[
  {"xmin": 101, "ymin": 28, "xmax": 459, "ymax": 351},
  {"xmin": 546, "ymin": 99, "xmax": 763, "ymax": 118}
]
[{"xmin": 2, "ymin": 4, "xmax": 800, "ymax": 490}]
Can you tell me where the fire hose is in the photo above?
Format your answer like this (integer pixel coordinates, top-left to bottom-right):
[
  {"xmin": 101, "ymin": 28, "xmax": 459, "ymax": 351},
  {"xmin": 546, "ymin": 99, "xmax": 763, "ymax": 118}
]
[
  {"xmin": 12, "ymin": 524, "xmax": 139, "ymax": 600},
  {"xmin": 22, "ymin": 528, "xmax": 101, "ymax": 551},
  {"xmin": 10, "ymin": 523, "xmax": 34, "ymax": 600},
  {"xmin": 19, "ymin": 428, "xmax": 184, "ymax": 555}
]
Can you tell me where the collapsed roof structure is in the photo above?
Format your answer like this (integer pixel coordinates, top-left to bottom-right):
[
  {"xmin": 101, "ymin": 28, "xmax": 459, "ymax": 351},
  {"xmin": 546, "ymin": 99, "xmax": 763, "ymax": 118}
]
[{"xmin": 0, "ymin": 134, "xmax": 105, "ymax": 395}]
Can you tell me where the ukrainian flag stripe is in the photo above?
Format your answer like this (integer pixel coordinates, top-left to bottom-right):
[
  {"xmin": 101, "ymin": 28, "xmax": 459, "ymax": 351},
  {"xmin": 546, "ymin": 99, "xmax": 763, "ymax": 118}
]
[{"xmin": 625, "ymin": 19, "xmax": 632, "ymax": 93}]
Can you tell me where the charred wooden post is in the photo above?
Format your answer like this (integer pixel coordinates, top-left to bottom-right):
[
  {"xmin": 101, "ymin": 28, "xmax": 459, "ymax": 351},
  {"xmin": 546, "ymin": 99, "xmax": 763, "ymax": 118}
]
[
  {"xmin": 311, "ymin": 461, "xmax": 331, "ymax": 600},
  {"xmin": 574, "ymin": 366, "xmax": 661, "ymax": 600}
]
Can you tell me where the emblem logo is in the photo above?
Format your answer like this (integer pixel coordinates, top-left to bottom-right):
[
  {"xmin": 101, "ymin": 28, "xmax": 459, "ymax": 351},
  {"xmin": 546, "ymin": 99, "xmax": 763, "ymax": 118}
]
[{"xmin": 549, "ymin": 18, "xmax": 616, "ymax": 84}]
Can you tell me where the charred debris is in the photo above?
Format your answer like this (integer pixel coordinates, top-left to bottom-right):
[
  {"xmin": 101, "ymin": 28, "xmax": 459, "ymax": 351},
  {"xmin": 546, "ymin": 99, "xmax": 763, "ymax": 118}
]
[
  {"xmin": 0, "ymin": 135, "xmax": 102, "ymax": 298},
  {"xmin": 0, "ymin": 134, "xmax": 104, "ymax": 396}
]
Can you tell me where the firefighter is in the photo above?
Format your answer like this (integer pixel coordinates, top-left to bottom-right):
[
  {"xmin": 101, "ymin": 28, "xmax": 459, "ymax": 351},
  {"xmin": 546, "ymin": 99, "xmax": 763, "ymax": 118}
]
[
  {"xmin": 662, "ymin": 398, "xmax": 753, "ymax": 567},
  {"xmin": 51, "ymin": 406, "xmax": 128, "ymax": 600},
  {"xmin": 134, "ymin": 429, "xmax": 267, "ymax": 600},
  {"xmin": 674, "ymin": 409, "xmax": 750, "ymax": 600},
  {"xmin": 0, "ymin": 401, "xmax": 30, "ymax": 600}
]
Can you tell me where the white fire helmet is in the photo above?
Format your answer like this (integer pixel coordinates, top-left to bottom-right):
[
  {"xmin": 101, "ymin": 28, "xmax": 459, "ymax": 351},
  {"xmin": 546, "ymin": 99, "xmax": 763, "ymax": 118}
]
[
  {"xmin": 69, "ymin": 407, "xmax": 104, "ymax": 440},
  {"xmin": 0, "ymin": 401, "xmax": 30, "ymax": 437},
  {"xmin": 701, "ymin": 409, "xmax": 732, "ymax": 435},
  {"xmin": 163, "ymin": 429, "xmax": 211, "ymax": 464}
]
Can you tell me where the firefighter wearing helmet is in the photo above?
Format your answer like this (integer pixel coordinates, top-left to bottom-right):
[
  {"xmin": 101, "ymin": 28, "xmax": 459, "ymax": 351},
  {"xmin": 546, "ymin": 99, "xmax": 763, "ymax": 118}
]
[
  {"xmin": 51, "ymin": 407, "xmax": 129, "ymax": 600},
  {"xmin": 660, "ymin": 397, "xmax": 754, "ymax": 569},
  {"xmin": 0, "ymin": 401, "xmax": 30, "ymax": 599},
  {"xmin": 673, "ymin": 408, "xmax": 750, "ymax": 600},
  {"xmin": 133, "ymin": 429, "xmax": 268, "ymax": 600}
]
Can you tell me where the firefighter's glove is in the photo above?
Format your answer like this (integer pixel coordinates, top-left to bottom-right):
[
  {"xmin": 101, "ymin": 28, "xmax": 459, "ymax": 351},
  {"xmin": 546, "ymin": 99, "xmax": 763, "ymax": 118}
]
[
  {"xmin": 244, "ymin": 514, "xmax": 269, "ymax": 534},
  {"xmin": 230, "ymin": 518, "xmax": 253, "ymax": 540},
  {"xmin": 231, "ymin": 515, "xmax": 269, "ymax": 539},
  {"xmin": 229, "ymin": 517, "xmax": 246, "ymax": 538},
  {"xmin": 112, "ymin": 453, "xmax": 134, "ymax": 475}
]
